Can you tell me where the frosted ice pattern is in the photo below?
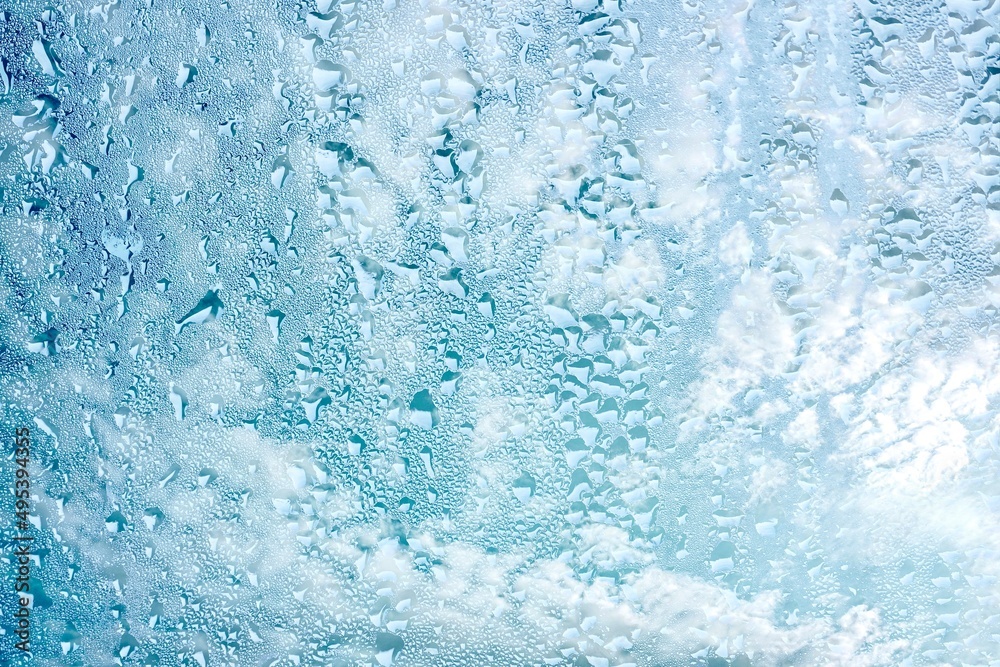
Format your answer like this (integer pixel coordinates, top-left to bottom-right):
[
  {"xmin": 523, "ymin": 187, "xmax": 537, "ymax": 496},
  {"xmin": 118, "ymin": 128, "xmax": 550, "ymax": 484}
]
[{"xmin": 2, "ymin": 0, "xmax": 1000, "ymax": 665}]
